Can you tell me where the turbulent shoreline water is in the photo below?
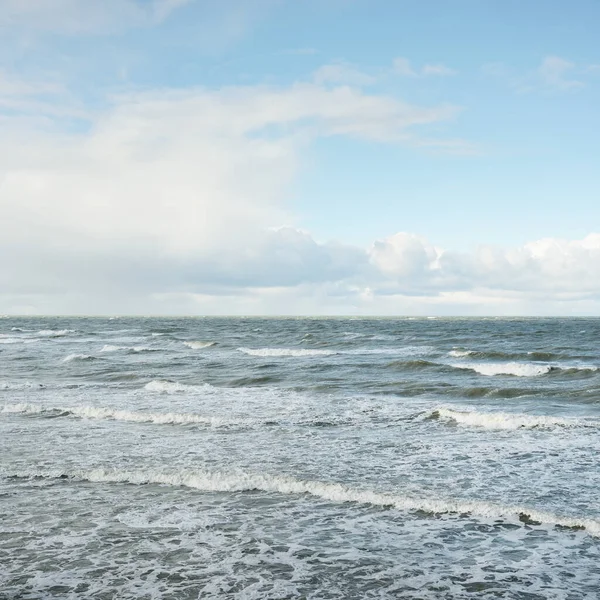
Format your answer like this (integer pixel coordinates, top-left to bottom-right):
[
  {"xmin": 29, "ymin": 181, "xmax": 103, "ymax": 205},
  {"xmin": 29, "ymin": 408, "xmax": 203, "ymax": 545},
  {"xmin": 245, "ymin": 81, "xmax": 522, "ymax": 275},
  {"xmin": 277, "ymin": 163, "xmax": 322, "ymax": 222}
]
[{"xmin": 1, "ymin": 317, "xmax": 599, "ymax": 599}]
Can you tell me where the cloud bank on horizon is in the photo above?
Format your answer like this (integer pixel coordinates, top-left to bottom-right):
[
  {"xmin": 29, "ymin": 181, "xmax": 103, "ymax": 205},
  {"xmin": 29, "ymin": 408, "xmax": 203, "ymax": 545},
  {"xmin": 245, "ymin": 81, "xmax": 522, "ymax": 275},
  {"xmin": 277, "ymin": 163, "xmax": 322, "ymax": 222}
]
[{"xmin": 1, "ymin": 0, "xmax": 599, "ymax": 315}]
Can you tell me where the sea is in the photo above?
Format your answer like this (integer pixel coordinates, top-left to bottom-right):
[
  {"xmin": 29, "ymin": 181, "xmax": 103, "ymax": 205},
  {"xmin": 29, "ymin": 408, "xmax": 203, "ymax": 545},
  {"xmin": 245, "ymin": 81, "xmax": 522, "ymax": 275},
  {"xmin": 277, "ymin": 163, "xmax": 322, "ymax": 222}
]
[{"xmin": 1, "ymin": 317, "xmax": 599, "ymax": 599}]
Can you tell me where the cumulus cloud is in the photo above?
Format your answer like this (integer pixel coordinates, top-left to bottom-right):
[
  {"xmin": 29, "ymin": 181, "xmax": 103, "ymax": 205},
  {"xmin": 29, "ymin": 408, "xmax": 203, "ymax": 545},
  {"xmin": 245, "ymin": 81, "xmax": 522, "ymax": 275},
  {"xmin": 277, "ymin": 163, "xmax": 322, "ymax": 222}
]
[{"xmin": 0, "ymin": 78, "xmax": 461, "ymax": 313}]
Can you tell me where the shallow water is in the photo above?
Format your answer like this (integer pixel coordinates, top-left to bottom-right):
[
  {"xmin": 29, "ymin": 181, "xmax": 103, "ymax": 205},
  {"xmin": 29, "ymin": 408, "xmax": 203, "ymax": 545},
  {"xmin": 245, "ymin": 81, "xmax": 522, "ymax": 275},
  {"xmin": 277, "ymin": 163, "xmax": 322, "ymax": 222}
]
[{"xmin": 1, "ymin": 317, "xmax": 599, "ymax": 599}]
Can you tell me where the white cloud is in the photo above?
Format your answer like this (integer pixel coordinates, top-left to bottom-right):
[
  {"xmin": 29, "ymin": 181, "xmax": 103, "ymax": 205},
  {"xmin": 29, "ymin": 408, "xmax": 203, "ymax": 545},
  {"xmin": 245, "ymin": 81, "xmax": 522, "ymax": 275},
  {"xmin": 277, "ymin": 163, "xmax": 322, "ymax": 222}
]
[
  {"xmin": 538, "ymin": 56, "xmax": 583, "ymax": 90},
  {"xmin": 0, "ymin": 0, "xmax": 192, "ymax": 34},
  {"xmin": 0, "ymin": 78, "xmax": 459, "ymax": 313},
  {"xmin": 2, "ymin": 68, "xmax": 598, "ymax": 315},
  {"xmin": 313, "ymin": 63, "xmax": 375, "ymax": 86},
  {"xmin": 393, "ymin": 58, "xmax": 457, "ymax": 78},
  {"xmin": 422, "ymin": 64, "xmax": 457, "ymax": 77},
  {"xmin": 393, "ymin": 57, "xmax": 416, "ymax": 77}
]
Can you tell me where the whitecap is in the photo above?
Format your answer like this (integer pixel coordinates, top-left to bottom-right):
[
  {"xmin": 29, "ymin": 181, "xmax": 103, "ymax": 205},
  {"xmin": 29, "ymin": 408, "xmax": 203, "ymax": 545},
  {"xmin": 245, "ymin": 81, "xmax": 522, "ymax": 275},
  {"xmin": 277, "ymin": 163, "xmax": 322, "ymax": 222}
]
[
  {"xmin": 37, "ymin": 329, "xmax": 74, "ymax": 337},
  {"xmin": 448, "ymin": 349, "xmax": 474, "ymax": 358},
  {"xmin": 455, "ymin": 361, "xmax": 551, "ymax": 377},
  {"xmin": 62, "ymin": 354, "xmax": 94, "ymax": 363},
  {"xmin": 429, "ymin": 407, "xmax": 600, "ymax": 431},
  {"xmin": 183, "ymin": 341, "xmax": 216, "ymax": 350},
  {"xmin": 238, "ymin": 348, "xmax": 336, "ymax": 357},
  {"xmin": 0, "ymin": 403, "xmax": 244, "ymax": 427}
]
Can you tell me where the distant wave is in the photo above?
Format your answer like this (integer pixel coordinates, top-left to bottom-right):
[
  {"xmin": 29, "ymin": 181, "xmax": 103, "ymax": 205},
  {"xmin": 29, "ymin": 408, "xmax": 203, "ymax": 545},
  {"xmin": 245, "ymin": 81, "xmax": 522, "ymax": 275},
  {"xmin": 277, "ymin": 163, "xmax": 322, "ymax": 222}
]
[
  {"xmin": 5, "ymin": 467, "xmax": 598, "ymax": 536},
  {"xmin": 448, "ymin": 349, "xmax": 474, "ymax": 358},
  {"xmin": 428, "ymin": 407, "xmax": 600, "ymax": 431},
  {"xmin": 62, "ymin": 353, "xmax": 95, "ymax": 363},
  {"xmin": 238, "ymin": 348, "xmax": 336, "ymax": 357},
  {"xmin": 37, "ymin": 329, "xmax": 74, "ymax": 337},
  {"xmin": 143, "ymin": 379, "xmax": 208, "ymax": 393},
  {"xmin": 238, "ymin": 346, "xmax": 432, "ymax": 358},
  {"xmin": 0, "ymin": 381, "xmax": 45, "ymax": 391},
  {"xmin": 0, "ymin": 337, "xmax": 22, "ymax": 344},
  {"xmin": 100, "ymin": 345, "xmax": 157, "ymax": 353},
  {"xmin": 183, "ymin": 341, "xmax": 217, "ymax": 350},
  {"xmin": 452, "ymin": 361, "xmax": 598, "ymax": 377}
]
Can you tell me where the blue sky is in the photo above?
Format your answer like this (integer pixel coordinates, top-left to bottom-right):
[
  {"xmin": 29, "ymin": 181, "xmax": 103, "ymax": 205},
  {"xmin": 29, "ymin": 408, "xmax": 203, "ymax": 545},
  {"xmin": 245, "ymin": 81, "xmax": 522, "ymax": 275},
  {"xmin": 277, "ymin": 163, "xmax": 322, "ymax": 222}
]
[{"xmin": 1, "ymin": 0, "xmax": 599, "ymax": 315}]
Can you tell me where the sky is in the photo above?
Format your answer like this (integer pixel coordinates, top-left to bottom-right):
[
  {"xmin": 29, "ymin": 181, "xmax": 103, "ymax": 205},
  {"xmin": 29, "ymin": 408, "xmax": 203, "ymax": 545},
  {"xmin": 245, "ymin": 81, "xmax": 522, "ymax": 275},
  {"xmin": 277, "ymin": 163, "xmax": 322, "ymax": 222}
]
[{"xmin": 1, "ymin": 0, "xmax": 599, "ymax": 315}]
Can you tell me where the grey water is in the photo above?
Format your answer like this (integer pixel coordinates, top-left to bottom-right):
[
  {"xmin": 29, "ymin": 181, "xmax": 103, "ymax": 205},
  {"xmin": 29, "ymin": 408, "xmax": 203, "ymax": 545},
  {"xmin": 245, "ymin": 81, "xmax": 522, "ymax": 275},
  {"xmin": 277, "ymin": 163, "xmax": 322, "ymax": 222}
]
[{"xmin": 1, "ymin": 317, "xmax": 600, "ymax": 599}]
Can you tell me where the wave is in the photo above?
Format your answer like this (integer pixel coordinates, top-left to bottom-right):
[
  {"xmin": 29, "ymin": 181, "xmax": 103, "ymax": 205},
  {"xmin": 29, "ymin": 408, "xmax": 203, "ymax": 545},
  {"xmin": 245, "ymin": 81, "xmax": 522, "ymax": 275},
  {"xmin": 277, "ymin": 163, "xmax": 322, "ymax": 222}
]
[
  {"xmin": 6, "ymin": 467, "xmax": 598, "ymax": 536},
  {"xmin": 183, "ymin": 341, "xmax": 216, "ymax": 350},
  {"xmin": 37, "ymin": 329, "xmax": 74, "ymax": 337},
  {"xmin": 453, "ymin": 361, "xmax": 598, "ymax": 377},
  {"xmin": 428, "ymin": 407, "xmax": 600, "ymax": 431},
  {"xmin": 0, "ymin": 337, "xmax": 22, "ymax": 344},
  {"xmin": 1, "ymin": 402, "xmax": 350, "ymax": 429},
  {"xmin": 0, "ymin": 381, "xmax": 46, "ymax": 391},
  {"xmin": 448, "ymin": 349, "xmax": 474, "ymax": 358},
  {"xmin": 143, "ymin": 379, "xmax": 206, "ymax": 394},
  {"xmin": 238, "ymin": 348, "xmax": 336, "ymax": 357},
  {"xmin": 458, "ymin": 362, "xmax": 552, "ymax": 377},
  {"xmin": 62, "ymin": 353, "xmax": 95, "ymax": 363},
  {"xmin": 0, "ymin": 402, "xmax": 247, "ymax": 427},
  {"xmin": 100, "ymin": 345, "xmax": 156, "ymax": 353}
]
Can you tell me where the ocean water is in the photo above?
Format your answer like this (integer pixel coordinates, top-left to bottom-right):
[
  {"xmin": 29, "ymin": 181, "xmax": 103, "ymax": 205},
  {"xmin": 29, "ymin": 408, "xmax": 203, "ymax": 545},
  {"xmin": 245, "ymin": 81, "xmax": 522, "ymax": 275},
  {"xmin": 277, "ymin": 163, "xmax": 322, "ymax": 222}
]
[{"xmin": 1, "ymin": 317, "xmax": 600, "ymax": 599}]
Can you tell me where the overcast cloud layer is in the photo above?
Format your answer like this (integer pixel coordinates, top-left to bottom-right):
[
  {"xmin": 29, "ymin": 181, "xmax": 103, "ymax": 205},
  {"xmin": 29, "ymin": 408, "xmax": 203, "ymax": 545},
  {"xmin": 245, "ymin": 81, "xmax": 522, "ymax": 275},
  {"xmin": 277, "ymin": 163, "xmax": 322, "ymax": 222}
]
[{"xmin": 1, "ymin": 1, "xmax": 599, "ymax": 315}]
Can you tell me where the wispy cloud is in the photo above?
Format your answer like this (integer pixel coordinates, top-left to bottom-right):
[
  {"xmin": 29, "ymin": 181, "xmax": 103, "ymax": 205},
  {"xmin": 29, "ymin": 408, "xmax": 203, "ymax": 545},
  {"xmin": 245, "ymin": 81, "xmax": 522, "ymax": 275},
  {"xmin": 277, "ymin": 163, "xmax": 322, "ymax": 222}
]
[
  {"xmin": 483, "ymin": 55, "xmax": 589, "ymax": 93},
  {"xmin": 0, "ymin": 0, "xmax": 193, "ymax": 35},
  {"xmin": 537, "ymin": 56, "xmax": 584, "ymax": 90},
  {"xmin": 394, "ymin": 57, "xmax": 457, "ymax": 77},
  {"xmin": 313, "ymin": 63, "xmax": 376, "ymax": 86}
]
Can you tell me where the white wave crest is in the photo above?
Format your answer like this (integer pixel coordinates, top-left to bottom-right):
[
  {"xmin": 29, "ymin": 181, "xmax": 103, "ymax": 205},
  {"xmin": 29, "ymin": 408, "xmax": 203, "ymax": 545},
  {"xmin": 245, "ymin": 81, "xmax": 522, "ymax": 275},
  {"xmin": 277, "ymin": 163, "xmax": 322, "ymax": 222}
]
[
  {"xmin": 0, "ymin": 337, "xmax": 22, "ymax": 344},
  {"xmin": 0, "ymin": 403, "xmax": 242, "ymax": 427},
  {"xmin": 37, "ymin": 329, "xmax": 74, "ymax": 337},
  {"xmin": 0, "ymin": 381, "xmax": 44, "ymax": 391},
  {"xmin": 456, "ymin": 361, "xmax": 551, "ymax": 377},
  {"xmin": 183, "ymin": 341, "xmax": 216, "ymax": 350},
  {"xmin": 430, "ymin": 407, "xmax": 600, "ymax": 431},
  {"xmin": 448, "ymin": 349, "xmax": 474, "ymax": 358},
  {"xmin": 143, "ymin": 379, "xmax": 205, "ymax": 394},
  {"xmin": 62, "ymin": 353, "xmax": 94, "ymax": 363},
  {"xmin": 100, "ymin": 345, "xmax": 154, "ymax": 353},
  {"xmin": 7, "ymin": 467, "xmax": 599, "ymax": 536},
  {"xmin": 238, "ymin": 347, "xmax": 336, "ymax": 357}
]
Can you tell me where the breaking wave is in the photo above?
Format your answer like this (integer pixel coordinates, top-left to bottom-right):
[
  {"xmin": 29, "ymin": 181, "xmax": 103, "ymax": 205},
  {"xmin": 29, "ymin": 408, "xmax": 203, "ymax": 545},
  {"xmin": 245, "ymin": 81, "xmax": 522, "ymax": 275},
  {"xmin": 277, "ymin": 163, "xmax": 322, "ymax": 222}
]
[
  {"xmin": 453, "ymin": 361, "xmax": 598, "ymax": 377},
  {"xmin": 143, "ymin": 380, "xmax": 208, "ymax": 394},
  {"xmin": 62, "ymin": 354, "xmax": 95, "ymax": 363},
  {"xmin": 428, "ymin": 407, "xmax": 600, "ymax": 431},
  {"xmin": 37, "ymin": 329, "xmax": 74, "ymax": 337},
  {"xmin": 1, "ymin": 403, "xmax": 351, "ymax": 429},
  {"xmin": 5, "ymin": 467, "xmax": 599, "ymax": 536},
  {"xmin": 239, "ymin": 348, "xmax": 336, "ymax": 357},
  {"xmin": 183, "ymin": 341, "xmax": 216, "ymax": 350},
  {"xmin": 100, "ymin": 345, "xmax": 156, "ymax": 353},
  {"xmin": 0, "ymin": 403, "xmax": 248, "ymax": 427}
]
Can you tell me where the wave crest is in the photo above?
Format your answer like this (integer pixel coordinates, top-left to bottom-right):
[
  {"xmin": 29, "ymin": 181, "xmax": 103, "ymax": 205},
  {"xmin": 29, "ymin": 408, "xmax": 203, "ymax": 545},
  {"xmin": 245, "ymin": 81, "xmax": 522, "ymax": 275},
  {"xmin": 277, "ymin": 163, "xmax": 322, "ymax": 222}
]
[
  {"xmin": 429, "ymin": 407, "xmax": 600, "ymax": 431},
  {"xmin": 183, "ymin": 341, "xmax": 216, "ymax": 350},
  {"xmin": 238, "ymin": 347, "xmax": 336, "ymax": 357}
]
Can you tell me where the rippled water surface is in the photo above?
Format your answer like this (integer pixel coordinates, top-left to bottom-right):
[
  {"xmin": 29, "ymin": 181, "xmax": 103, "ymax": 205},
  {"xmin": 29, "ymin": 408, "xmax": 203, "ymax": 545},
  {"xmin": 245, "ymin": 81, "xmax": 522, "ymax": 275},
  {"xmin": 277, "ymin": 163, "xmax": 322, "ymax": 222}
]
[{"xmin": 1, "ymin": 317, "xmax": 600, "ymax": 599}]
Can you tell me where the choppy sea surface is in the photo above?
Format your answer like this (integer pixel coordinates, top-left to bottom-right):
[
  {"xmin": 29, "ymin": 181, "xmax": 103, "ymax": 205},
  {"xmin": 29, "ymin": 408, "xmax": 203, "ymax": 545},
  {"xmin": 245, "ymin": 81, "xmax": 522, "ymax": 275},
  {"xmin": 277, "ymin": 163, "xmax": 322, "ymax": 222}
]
[{"xmin": 1, "ymin": 317, "xmax": 600, "ymax": 599}]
